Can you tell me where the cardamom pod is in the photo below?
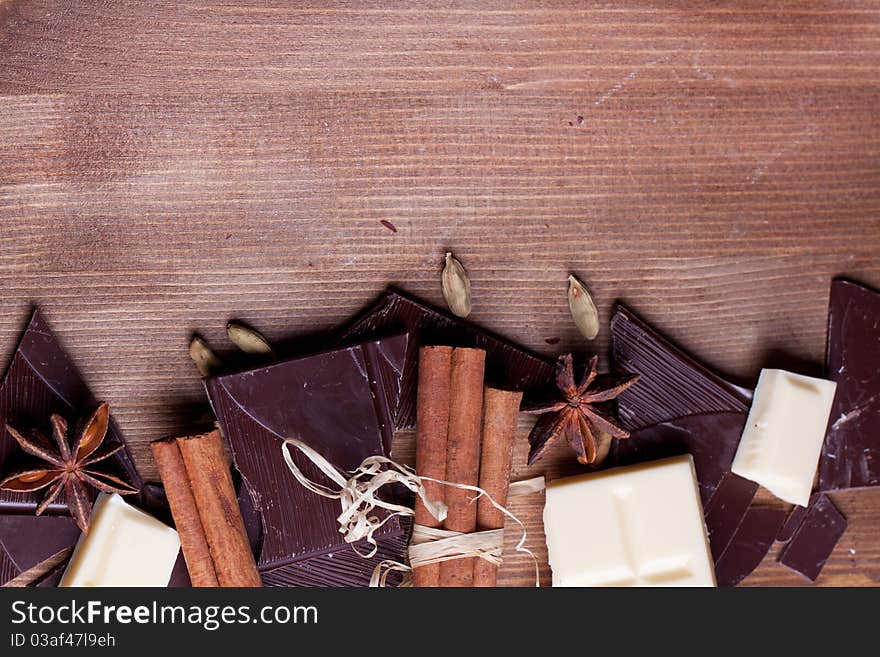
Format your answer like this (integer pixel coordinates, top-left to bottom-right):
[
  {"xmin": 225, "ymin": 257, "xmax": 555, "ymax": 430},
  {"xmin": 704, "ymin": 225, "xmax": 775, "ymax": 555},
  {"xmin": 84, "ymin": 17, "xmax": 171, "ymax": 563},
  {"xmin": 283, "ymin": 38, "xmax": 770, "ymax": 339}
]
[
  {"xmin": 226, "ymin": 321, "xmax": 275, "ymax": 356},
  {"xmin": 441, "ymin": 252, "xmax": 472, "ymax": 318},
  {"xmin": 189, "ymin": 336, "xmax": 221, "ymax": 377},
  {"xmin": 567, "ymin": 274, "xmax": 600, "ymax": 340}
]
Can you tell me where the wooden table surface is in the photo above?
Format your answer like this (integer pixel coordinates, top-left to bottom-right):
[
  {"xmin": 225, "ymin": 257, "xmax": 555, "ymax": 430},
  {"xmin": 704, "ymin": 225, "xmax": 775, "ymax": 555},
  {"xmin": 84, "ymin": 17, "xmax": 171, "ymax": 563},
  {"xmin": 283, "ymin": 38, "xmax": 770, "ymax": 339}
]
[{"xmin": 1, "ymin": 1, "xmax": 879, "ymax": 587}]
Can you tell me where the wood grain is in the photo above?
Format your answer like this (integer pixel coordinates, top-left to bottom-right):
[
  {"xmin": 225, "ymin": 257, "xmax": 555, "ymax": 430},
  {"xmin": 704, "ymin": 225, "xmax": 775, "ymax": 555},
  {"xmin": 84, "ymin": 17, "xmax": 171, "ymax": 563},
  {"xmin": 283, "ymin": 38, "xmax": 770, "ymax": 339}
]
[{"xmin": 1, "ymin": 1, "xmax": 879, "ymax": 586}]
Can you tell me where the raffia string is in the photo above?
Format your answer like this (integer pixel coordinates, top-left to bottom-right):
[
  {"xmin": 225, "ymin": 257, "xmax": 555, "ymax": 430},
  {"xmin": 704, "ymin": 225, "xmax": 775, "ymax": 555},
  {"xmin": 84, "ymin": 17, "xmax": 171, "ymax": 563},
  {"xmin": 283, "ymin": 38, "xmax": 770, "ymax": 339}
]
[
  {"xmin": 281, "ymin": 438, "xmax": 542, "ymax": 586},
  {"xmin": 409, "ymin": 526, "xmax": 504, "ymax": 567},
  {"xmin": 508, "ymin": 476, "xmax": 546, "ymax": 497},
  {"xmin": 371, "ymin": 480, "xmax": 544, "ymax": 587}
]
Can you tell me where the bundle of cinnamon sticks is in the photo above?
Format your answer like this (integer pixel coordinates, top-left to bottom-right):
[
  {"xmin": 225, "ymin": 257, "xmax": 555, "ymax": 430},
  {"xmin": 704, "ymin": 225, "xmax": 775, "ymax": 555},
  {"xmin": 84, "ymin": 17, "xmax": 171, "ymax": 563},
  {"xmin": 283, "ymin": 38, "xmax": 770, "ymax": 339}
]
[
  {"xmin": 151, "ymin": 429, "xmax": 261, "ymax": 587},
  {"xmin": 414, "ymin": 346, "xmax": 522, "ymax": 587}
]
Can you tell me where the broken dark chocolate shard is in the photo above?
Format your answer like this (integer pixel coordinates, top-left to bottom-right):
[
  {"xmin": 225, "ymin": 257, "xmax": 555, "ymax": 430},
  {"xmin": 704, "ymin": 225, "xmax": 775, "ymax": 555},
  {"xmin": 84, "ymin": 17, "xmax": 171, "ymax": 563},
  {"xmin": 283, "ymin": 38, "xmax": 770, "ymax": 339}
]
[
  {"xmin": 704, "ymin": 473, "xmax": 759, "ymax": 562},
  {"xmin": 339, "ymin": 288, "xmax": 554, "ymax": 429},
  {"xmin": 0, "ymin": 310, "xmax": 143, "ymax": 586},
  {"xmin": 776, "ymin": 494, "xmax": 818, "ymax": 544},
  {"xmin": 237, "ymin": 478, "xmax": 263, "ymax": 558},
  {"xmin": 205, "ymin": 334, "xmax": 411, "ymax": 586},
  {"xmin": 139, "ymin": 482, "xmax": 175, "ymax": 528},
  {"xmin": 166, "ymin": 553, "xmax": 192, "ymax": 587},
  {"xmin": 778, "ymin": 494, "xmax": 847, "ymax": 582},
  {"xmin": 610, "ymin": 306, "xmax": 753, "ymax": 505},
  {"xmin": 819, "ymin": 279, "xmax": 880, "ymax": 492},
  {"xmin": 714, "ymin": 507, "xmax": 787, "ymax": 587},
  {"xmin": 611, "ymin": 305, "xmax": 751, "ymax": 431}
]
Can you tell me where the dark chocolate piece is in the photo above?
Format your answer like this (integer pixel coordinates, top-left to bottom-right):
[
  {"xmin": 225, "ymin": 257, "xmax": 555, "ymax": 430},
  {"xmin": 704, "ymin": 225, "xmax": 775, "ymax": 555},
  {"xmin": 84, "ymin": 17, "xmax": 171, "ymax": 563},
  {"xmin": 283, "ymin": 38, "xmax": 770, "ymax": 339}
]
[
  {"xmin": 205, "ymin": 334, "xmax": 410, "ymax": 586},
  {"xmin": 0, "ymin": 515, "xmax": 79, "ymax": 581},
  {"xmin": 819, "ymin": 279, "xmax": 880, "ymax": 492},
  {"xmin": 259, "ymin": 531, "xmax": 410, "ymax": 587},
  {"xmin": 714, "ymin": 508, "xmax": 787, "ymax": 587},
  {"xmin": 167, "ymin": 553, "xmax": 192, "ymax": 587},
  {"xmin": 237, "ymin": 479, "xmax": 263, "ymax": 558},
  {"xmin": 704, "ymin": 473, "xmax": 759, "ymax": 562},
  {"xmin": 610, "ymin": 305, "xmax": 753, "ymax": 505},
  {"xmin": 0, "ymin": 310, "xmax": 143, "ymax": 586},
  {"xmin": 776, "ymin": 494, "xmax": 818, "ymax": 544},
  {"xmin": 339, "ymin": 288, "xmax": 554, "ymax": 429},
  {"xmin": 611, "ymin": 305, "xmax": 751, "ymax": 431},
  {"xmin": 139, "ymin": 483, "xmax": 175, "ymax": 528},
  {"xmin": 778, "ymin": 494, "xmax": 847, "ymax": 582}
]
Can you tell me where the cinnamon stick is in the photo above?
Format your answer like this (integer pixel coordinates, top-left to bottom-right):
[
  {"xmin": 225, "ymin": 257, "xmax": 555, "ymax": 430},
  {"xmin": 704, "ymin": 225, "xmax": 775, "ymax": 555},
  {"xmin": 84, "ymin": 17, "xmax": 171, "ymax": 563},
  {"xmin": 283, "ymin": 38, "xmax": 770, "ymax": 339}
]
[
  {"xmin": 175, "ymin": 430, "xmax": 262, "ymax": 587},
  {"xmin": 474, "ymin": 387, "xmax": 523, "ymax": 587},
  {"xmin": 151, "ymin": 438, "xmax": 219, "ymax": 587},
  {"xmin": 438, "ymin": 347, "xmax": 486, "ymax": 587},
  {"xmin": 413, "ymin": 346, "xmax": 453, "ymax": 587}
]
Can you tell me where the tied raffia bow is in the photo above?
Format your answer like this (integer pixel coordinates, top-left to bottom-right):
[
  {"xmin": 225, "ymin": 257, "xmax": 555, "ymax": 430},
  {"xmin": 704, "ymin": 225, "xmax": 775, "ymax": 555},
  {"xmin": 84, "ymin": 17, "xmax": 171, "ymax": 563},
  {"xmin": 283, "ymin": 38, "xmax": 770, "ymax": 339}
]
[{"xmin": 281, "ymin": 437, "xmax": 540, "ymax": 585}]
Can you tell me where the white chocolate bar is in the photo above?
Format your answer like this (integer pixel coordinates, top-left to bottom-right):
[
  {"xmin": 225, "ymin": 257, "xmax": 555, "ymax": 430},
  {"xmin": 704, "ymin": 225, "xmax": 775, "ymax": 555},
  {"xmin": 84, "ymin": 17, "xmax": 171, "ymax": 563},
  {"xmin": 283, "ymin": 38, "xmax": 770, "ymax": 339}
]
[
  {"xmin": 731, "ymin": 369, "xmax": 837, "ymax": 506},
  {"xmin": 543, "ymin": 455, "xmax": 715, "ymax": 587},
  {"xmin": 60, "ymin": 493, "xmax": 180, "ymax": 587}
]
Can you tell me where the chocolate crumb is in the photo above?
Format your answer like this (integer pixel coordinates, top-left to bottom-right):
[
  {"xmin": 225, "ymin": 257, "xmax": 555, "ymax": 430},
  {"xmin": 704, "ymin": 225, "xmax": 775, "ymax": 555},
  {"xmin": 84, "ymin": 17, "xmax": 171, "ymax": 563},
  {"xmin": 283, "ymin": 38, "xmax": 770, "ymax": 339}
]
[{"xmin": 576, "ymin": 115, "xmax": 584, "ymax": 125}]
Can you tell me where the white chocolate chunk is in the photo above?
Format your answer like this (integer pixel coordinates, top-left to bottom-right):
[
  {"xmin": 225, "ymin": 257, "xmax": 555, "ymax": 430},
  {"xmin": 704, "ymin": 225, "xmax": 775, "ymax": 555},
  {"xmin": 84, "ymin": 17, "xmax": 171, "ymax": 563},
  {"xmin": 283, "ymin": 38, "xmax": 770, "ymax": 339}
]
[
  {"xmin": 543, "ymin": 455, "xmax": 715, "ymax": 587},
  {"xmin": 60, "ymin": 493, "xmax": 180, "ymax": 587},
  {"xmin": 731, "ymin": 369, "xmax": 837, "ymax": 507}
]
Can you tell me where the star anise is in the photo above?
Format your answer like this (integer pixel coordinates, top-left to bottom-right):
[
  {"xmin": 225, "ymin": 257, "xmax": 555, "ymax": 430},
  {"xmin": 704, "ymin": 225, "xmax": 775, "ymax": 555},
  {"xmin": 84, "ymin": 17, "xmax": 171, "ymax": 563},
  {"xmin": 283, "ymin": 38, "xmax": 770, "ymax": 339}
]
[
  {"xmin": 0, "ymin": 402, "xmax": 138, "ymax": 534},
  {"xmin": 524, "ymin": 354, "xmax": 640, "ymax": 466}
]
